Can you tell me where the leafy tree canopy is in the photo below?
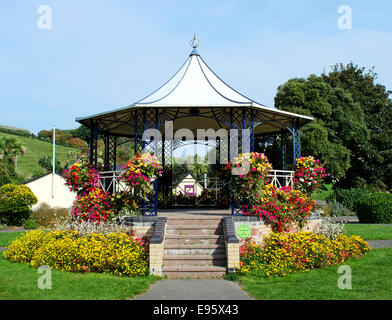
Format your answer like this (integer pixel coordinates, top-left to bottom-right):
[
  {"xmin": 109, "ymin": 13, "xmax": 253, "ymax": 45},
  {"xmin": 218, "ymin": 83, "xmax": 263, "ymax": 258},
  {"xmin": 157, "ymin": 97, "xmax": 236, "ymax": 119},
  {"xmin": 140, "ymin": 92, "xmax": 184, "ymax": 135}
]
[
  {"xmin": 276, "ymin": 63, "xmax": 391, "ymax": 189},
  {"xmin": 0, "ymin": 136, "xmax": 25, "ymax": 186}
]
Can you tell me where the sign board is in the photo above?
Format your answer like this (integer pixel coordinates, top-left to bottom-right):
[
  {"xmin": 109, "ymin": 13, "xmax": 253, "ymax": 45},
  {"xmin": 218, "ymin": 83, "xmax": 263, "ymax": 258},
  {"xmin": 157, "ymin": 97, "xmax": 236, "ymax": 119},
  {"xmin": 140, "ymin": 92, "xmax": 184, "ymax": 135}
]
[{"xmin": 236, "ymin": 224, "xmax": 251, "ymax": 239}]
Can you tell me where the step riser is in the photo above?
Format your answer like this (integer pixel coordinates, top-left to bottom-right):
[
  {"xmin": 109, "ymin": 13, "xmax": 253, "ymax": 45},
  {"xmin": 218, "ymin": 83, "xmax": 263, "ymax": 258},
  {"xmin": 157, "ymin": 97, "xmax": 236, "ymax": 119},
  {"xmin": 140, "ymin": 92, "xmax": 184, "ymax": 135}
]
[
  {"xmin": 167, "ymin": 220, "xmax": 222, "ymax": 226},
  {"xmin": 166, "ymin": 228, "xmax": 223, "ymax": 235},
  {"xmin": 163, "ymin": 259, "xmax": 226, "ymax": 266},
  {"xmin": 164, "ymin": 249, "xmax": 226, "ymax": 255},
  {"xmin": 165, "ymin": 238, "xmax": 225, "ymax": 245}
]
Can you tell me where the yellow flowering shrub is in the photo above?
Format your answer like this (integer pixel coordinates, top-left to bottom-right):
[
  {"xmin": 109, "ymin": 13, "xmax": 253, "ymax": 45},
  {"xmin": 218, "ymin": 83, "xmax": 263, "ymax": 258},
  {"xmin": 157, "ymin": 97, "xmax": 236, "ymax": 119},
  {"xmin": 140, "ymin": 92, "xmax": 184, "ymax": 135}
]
[
  {"xmin": 4, "ymin": 230, "xmax": 149, "ymax": 277},
  {"xmin": 3, "ymin": 230, "xmax": 47, "ymax": 263},
  {"xmin": 238, "ymin": 232, "xmax": 370, "ymax": 278},
  {"xmin": 0, "ymin": 184, "xmax": 38, "ymax": 225}
]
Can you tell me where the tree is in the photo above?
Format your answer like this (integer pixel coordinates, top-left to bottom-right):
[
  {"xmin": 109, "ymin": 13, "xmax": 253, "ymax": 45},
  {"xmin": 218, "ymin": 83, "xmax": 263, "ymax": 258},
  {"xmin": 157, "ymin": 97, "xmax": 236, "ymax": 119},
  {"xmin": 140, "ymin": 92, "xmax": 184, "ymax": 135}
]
[
  {"xmin": 38, "ymin": 156, "xmax": 64, "ymax": 174},
  {"xmin": 0, "ymin": 136, "xmax": 25, "ymax": 186},
  {"xmin": 38, "ymin": 130, "xmax": 51, "ymax": 140},
  {"xmin": 71, "ymin": 125, "xmax": 91, "ymax": 144},
  {"xmin": 322, "ymin": 62, "xmax": 392, "ymax": 189},
  {"xmin": 68, "ymin": 137, "xmax": 87, "ymax": 149},
  {"xmin": 275, "ymin": 74, "xmax": 369, "ymax": 183}
]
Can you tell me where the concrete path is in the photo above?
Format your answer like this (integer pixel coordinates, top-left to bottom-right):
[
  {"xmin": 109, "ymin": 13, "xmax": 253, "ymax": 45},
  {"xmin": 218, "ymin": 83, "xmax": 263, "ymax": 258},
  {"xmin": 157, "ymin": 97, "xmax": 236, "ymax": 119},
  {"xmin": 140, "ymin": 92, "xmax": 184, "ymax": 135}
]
[
  {"xmin": 367, "ymin": 240, "xmax": 392, "ymax": 249},
  {"xmin": 330, "ymin": 216, "xmax": 359, "ymax": 223},
  {"xmin": 134, "ymin": 279, "xmax": 254, "ymax": 300}
]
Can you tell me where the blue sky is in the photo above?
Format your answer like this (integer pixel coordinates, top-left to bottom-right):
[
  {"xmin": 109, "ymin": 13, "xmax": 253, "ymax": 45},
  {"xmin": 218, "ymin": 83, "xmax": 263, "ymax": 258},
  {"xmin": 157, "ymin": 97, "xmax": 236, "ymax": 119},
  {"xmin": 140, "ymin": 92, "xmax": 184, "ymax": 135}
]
[{"xmin": 0, "ymin": 0, "xmax": 391, "ymax": 134}]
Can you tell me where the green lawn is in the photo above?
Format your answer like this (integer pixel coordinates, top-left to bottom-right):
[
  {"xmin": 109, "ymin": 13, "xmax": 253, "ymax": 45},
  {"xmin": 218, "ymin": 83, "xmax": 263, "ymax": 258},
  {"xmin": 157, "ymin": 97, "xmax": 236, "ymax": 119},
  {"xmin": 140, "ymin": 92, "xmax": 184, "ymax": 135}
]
[
  {"xmin": 0, "ymin": 132, "xmax": 77, "ymax": 180},
  {"xmin": 239, "ymin": 248, "xmax": 392, "ymax": 300},
  {"xmin": 345, "ymin": 224, "xmax": 392, "ymax": 240},
  {"xmin": 0, "ymin": 254, "xmax": 159, "ymax": 300},
  {"xmin": 0, "ymin": 231, "xmax": 26, "ymax": 247},
  {"xmin": 313, "ymin": 183, "xmax": 333, "ymax": 201},
  {"xmin": 0, "ymin": 231, "xmax": 159, "ymax": 300}
]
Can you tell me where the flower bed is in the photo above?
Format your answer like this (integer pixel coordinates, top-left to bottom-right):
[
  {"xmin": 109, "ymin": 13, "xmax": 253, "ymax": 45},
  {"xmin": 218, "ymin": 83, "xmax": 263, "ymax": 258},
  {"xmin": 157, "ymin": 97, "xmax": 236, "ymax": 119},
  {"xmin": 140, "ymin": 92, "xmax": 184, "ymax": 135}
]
[
  {"xmin": 226, "ymin": 153, "xmax": 329, "ymax": 232},
  {"xmin": 63, "ymin": 152, "xmax": 162, "ymax": 223},
  {"xmin": 4, "ymin": 230, "xmax": 149, "ymax": 277},
  {"xmin": 62, "ymin": 157, "xmax": 100, "ymax": 196},
  {"xmin": 226, "ymin": 152, "xmax": 272, "ymax": 208},
  {"xmin": 244, "ymin": 184, "xmax": 314, "ymax": 232},
  {"xmin": 294, "ymin": 156, "xmax": 328, "ymax": 196},
  {"xmin": 71, "ymin": 188, "xmax": 115, "ymax": 223},
  {"xmin": 238, "ymin": 232, "xmax": 370, "ymax": 278}
]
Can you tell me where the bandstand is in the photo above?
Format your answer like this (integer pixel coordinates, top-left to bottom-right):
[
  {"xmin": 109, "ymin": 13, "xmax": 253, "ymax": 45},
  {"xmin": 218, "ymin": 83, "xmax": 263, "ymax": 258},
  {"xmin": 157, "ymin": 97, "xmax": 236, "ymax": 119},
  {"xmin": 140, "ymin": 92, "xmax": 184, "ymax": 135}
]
[{"xmin": 76, "ymin": 36, "xmax": 313, "ymax": 215}]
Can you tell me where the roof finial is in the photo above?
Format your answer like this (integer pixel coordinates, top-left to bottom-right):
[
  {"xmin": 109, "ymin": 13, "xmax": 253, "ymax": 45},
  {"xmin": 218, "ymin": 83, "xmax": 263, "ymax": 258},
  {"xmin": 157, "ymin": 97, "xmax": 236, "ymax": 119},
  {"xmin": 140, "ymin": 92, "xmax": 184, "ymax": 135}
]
[{"xmin": 190, "ymin": 33, "xmax": 199, "ymax": 49}]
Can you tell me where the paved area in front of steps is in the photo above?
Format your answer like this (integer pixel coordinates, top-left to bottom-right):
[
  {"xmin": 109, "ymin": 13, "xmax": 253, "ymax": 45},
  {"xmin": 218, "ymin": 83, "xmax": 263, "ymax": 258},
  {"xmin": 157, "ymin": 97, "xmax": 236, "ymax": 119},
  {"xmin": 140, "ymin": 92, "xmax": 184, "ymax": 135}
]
[
  {"xmin": 158, "ymin": 209, "xmax": 231, "ymax": 217},
  {"xmin": 133, "ymin": 279, "xmax": 254, "ymax": 300}
]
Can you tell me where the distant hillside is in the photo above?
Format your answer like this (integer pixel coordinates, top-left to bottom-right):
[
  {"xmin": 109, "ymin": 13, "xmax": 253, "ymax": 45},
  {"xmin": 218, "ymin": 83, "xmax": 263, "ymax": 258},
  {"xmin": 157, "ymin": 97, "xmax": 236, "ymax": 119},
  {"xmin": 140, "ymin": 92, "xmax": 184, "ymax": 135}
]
[
  {"xmin": 0, "ymin": 124, "xmax": 30, "ymax": 133},
  {"xmin": 0, "ymin": 132, "xmax": 78, "ymax": 180}
]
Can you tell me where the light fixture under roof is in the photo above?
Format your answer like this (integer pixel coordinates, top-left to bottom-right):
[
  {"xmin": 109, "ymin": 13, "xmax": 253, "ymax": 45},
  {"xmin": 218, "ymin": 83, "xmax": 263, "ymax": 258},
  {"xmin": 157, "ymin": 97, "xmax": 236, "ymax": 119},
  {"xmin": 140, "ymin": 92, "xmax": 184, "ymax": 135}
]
[{"xmin": 189, "ymin": 107, "xmax": 200, "ymax": 115}]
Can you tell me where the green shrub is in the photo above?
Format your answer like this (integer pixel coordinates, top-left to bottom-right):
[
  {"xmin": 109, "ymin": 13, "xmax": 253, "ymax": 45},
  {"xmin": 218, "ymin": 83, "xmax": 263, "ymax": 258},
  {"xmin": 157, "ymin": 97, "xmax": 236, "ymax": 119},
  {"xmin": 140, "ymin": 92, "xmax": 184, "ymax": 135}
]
[
  {"xmin": 0, "ymin": 184, "xmax": 37, "ymax": 225},
  {"xmin": 330, "ymin": 188, "xmax": 371, "ymax": 211},
  {"xmin": 24, "ymin": 219, "xmax": 37, "ymax": 230},
  {"xmin": 329, "ymin": 200, "xmax": 355, "ymax": 216},
  {"xmin": 355, "ymin": 192, "xmax": 392, "ymax": 223},
  {"xmin": 30, "ymin": 203, "xmax": 71, "ymax": 227}
]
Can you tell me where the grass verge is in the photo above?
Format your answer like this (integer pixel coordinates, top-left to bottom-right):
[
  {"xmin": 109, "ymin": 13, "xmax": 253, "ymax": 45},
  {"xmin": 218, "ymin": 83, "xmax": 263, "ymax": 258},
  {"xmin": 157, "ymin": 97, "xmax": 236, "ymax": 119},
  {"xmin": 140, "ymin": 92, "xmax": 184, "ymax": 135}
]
[
  {"xmin": 238, "ymin": 248, "xmax": 392, "ymax": 300},
  {"xmin": 0, "ymin": 254, "xmax": 159, "ymax": 300},
  {"xmin": 0, "ymin": 231, "xmax": 26, "ymax": 247},
  {"xmin": 345, "ymin": 224, "xmax": 392, "ymax": 240}
]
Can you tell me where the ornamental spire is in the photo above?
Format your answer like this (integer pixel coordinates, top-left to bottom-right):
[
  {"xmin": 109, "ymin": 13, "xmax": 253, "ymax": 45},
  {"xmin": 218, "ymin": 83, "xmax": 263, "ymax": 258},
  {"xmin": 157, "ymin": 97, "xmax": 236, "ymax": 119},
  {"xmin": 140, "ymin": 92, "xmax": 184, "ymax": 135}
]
[
  {"xmin": 189, "ymin": 33, "xmax": 200, "ymax": 56},
  {"xmin": 190, "ymin": 33, "xmax": 199, "ymax": 48}
]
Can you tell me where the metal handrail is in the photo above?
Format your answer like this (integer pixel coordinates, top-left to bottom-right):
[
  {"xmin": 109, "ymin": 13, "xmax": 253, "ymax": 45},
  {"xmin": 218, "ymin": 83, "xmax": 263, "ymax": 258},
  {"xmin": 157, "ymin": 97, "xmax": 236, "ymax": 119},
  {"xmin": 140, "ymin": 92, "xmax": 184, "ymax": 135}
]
[
  {"xmin": 98, "ymin": 169, "xmax": 295, "ymax": 194},
  {"xmin": 267, "ymin": 169, "xmax": 294, "ymax": 187},
  {"xmin": 98, "ymin": 170, "xmax": 127, "ymax": 193}
]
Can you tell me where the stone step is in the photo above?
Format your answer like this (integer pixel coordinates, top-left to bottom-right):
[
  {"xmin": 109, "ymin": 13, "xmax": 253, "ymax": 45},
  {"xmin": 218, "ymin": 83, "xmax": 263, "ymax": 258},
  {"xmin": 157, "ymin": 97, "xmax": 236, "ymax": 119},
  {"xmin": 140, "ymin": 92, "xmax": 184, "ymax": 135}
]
[
  {"xmin": 166, "ymin": 216, "xmax": 224, "ymax": 221},
  {"xmin": 164, "ymin": 249, "xmax": 226, "ymax": 256},
  {"xmin": 162, "ymin": 266, "xmax": 227, "ymax": 279},
  {"xmin": 167, "ymin": 224, "xmax": 222, "ymax": 229},
  {"xmin": 167, "ymin": 218, "xmax": 223, "ymax": 226},
  {"xmin": 163, "ymin": 255, "xmax": 226, "ymax": 266},
  {"xmin": 166, "ymin": 225, "xmax": 223, "ymax": 236},
  {"xmin": 165, "ymin": 244, "xmax": 225, "ymax": 249},
  {"xmin": 165, "ymin": 235, "xmax": 225, "ymax": 245},
  {"xmin": 164, "ymin": 244, "xmax": 226, "ymax": 256}
]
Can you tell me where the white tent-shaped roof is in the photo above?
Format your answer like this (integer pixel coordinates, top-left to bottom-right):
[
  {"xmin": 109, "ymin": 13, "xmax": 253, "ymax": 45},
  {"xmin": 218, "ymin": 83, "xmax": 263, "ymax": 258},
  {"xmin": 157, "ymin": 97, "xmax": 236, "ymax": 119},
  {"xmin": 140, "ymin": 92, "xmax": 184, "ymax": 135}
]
[
  {"xmin": 135, "ymin": 48, "xmax": 262, "ymax": 108},
  {"xmin": 76, "ymin": 38, "xmax": 313, "ymax": 136}
]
